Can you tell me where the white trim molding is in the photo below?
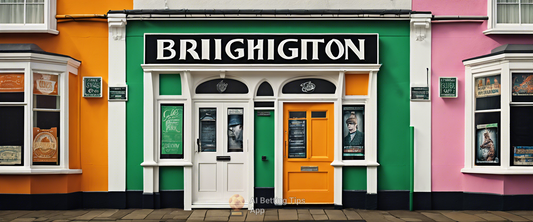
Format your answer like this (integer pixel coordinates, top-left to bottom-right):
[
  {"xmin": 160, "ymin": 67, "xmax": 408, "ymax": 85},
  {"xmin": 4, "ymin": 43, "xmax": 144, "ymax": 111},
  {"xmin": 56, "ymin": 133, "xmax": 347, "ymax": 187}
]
[{"xmin": 410, "ymin": 13, "xmax": 432, "ymax": 193}]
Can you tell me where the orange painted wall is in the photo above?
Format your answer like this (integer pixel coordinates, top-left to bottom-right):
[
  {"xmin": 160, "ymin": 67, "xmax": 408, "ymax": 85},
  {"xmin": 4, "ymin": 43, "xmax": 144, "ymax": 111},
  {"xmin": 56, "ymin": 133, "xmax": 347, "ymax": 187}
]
[
  {"xmin": 0, "ymin": 0, "xmax": 133, "ymax": 194},
  {"xmin": 345, "ymin": 74, "xmax": 369, "ymax": 96}
]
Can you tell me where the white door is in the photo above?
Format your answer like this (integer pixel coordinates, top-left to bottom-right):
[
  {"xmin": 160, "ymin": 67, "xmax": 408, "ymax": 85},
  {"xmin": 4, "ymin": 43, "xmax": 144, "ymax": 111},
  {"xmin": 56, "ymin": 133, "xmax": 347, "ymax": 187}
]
[{"xmin": 193, "ymin": 102, "xmax": 248, "ymax": 207}]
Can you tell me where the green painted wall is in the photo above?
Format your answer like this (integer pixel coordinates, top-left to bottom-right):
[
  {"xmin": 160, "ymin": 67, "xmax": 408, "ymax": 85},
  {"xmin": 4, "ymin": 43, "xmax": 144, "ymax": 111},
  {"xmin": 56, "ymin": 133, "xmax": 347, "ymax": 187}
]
[
  {"xmin": 254, "ymin": 110, "xmax": 275, "ymax": 188},
  {"xmin": 159, "ymin": 74, "xmax": 182, "ymax": 95},
  {"xmin": 126, "ymin": 20, "xmax": 410, "ymax": 191},
  {"xmin": 343, "ymin": 167, "xmax": 367, "ymax": 190},
  {"xmin": 160, "ymin": 167, "xmax": 184, "ymax": 190}
]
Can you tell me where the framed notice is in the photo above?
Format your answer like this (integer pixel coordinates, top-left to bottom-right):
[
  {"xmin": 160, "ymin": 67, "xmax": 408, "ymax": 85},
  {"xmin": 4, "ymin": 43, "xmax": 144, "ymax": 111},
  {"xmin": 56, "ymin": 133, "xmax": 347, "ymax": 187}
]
[
  {"xmin": 514, "ymin": 146, "xmax": 533, "ymax": 166},
  {"xmin": 512, "ymin": 73, "xmax": 533, "ymax": 102},
  {"xmin": 33, "ymin": 73, "xmax": 58, "ymax": 95},
  {"xmin": 0, "ymin": 146, "xmax": 22, "ymax": 165},
  {"xmin": 439, "ymin": 77, "xmax": 457, "ymax": 98},
  {"xmin": 475, "ymin": 123, "xmax": 499, "ymax": 165},
  {"xmin": 288, "ymin": 119, "xmax": 306, "ymax": 158},
  {"xmin": 83, "ymin": 77, "xmax": 102, "ymax": 98},
  {"xmin": 342, "ymin": 105, "xmax": 365, "ymax": 160},
  {"xmin": 475, "ymin": 76, "xmax": 501, "ymax": 98},
  {"xmin": 161, "ymin": 105, "xmax": 184, "ymax": 158},
  {"xmin": 109, "ymin": 86, "xmax": 128, "ymax": 101},
  {"xmin": 0, "ymin": 74, "xmax": 24, "ymax": 92}
]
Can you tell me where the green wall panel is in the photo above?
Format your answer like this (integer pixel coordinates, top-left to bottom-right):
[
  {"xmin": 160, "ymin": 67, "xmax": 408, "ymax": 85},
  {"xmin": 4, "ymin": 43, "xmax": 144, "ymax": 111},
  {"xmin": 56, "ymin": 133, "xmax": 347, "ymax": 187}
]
[
  {"xmin": 343, "ymin": 167, "xmax": 367, "ymax": 191},
  {"xmin": 254, "ymin": 110, "xmax": 275, "ymax": 188},
  {"xmin": 126, "ymin": 20, "xmax": 410, "ymax": 192},
  {"xmin": 126, "ymin": 36, "xmax": 145, "ymax": 190},
  {"xmin": 160, "ymin": 167, "xmax": 184, "ymax": 190},
  {"xmin": 159, "ymin": 74, "xmax": 182, "ymax": 95}
]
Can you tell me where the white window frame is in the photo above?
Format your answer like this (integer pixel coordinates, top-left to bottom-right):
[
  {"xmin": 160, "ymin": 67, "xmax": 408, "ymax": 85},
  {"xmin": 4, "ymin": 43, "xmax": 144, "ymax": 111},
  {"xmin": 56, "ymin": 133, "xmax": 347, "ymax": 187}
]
[
  {"xmin": 463, "ymin": 52, "xmax": 533, "ymax": 174},
  {"xmin": 0, "ymin": 52, "xmax": 80, "ymax": 174},
  {"xmin": 0, "ymin": 0, "xmax": 58, "ymax": 34},
  {"xmin": 485, "ymin": 0, "xmax": 533, "ymax": 34}
]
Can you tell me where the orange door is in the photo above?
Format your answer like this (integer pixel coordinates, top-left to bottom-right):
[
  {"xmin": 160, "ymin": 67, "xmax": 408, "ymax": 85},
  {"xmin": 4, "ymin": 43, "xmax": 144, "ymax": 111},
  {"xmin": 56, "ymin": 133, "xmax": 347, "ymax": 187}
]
[{"xmin": 283, "ymin": 103, "xmax": 334, "ymax": 204}]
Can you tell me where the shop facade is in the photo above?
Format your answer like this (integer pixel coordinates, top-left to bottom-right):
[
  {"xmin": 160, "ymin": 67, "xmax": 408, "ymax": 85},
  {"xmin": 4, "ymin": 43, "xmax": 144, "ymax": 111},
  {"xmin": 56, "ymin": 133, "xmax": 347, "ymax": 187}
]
[{"xmin": 108, "ymin": 9, "xmax": 432, "ymax": 210}]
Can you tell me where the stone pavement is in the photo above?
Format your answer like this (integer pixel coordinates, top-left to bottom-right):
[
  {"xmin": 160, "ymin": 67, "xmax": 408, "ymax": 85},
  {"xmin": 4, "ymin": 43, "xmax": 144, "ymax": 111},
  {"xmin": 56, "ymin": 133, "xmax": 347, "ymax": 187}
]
[{"xmin": 2, "ymin": 208, "xmax": 533, "ymax": 222}]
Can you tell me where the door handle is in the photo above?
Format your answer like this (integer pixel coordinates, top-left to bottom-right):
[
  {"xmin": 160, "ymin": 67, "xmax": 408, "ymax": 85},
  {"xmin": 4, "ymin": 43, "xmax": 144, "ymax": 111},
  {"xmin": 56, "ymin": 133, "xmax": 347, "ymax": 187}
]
[
  {"xmin": 196, "ymin": 138, "xmax": 200, "ymax": 152},
  {"xmin": 284, "ymin": 140, "xmax": 287, "ymax": 158}
]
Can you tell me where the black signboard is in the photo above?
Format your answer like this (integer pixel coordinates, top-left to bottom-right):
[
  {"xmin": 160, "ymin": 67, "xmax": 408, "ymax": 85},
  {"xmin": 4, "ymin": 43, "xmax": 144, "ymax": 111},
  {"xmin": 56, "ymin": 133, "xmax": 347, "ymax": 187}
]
[
  {"xmin": 288, "ymin": 120, "xmax": 306, "ymax": 158},
  {"xmin": 411, "ymin": 87, "xmax": 429, "ymax": 100},
  {"xmin": 109, "ymin": 86, "xmax": 127, "ymax": 101},
  {"xmin": 439, "ymin": 77, "xmax": 457, "ymax": 98},
  {"xmin": 145, "ymin": 34, "xmax": 378, "ymax": 64}
]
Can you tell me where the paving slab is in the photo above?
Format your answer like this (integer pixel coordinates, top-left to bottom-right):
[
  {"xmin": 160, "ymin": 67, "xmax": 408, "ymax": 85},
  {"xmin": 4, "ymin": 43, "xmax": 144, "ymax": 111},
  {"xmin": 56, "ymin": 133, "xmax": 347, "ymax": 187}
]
[
  {"xmin": 229, "ymin": 210, "xmax": 248, "ymax": 221},
  {"xmin": 383, "ymin": 214, "xmax": 405, "ymax": 222},
  {"xmin": 188, "ymin": 210, "xmax": 207, "ymax": 220},
  {"xmin": 297, "ymin": 210, "xmax": 313, "ymax": 221},
  {"xmin": 312, "ymin": 214, "xmax": 329, "ymax": 220},
  {"xmin": 121, "ymin": 209, "xmax": 154, "ymax": 220},
  {"xmin": 388, "ymin": 210, "xmax": 432, "ymax": 221},
  {"xmin": 355, "ymin": 210, "xmax": 387, "ymax": 222},
  {"xmin": 309, "ymin": 209, "xmax": 326, "ymax": 215},
  {"xmin": 489, "ymin": 211, "xmax": 529, "ymax": 221},
  {"xmin": 171, "ymin": 210, "xmax": 193, "ymax": 220},
  {"xmin": 74, "ymin": 210, "xmax": 108, "ymax": 220},
  {"xmin": 11, "ymin": 218, "xmax": 36, "ymax": 222},
  {"xmin": 324, "ymin": 209, "xmax": 347, "ymax": 220},
  {"xmin": 278, "ymin": 209, "xmax": 298, "ymax": 221},
  {"xmin": 342, "ymin": 209, "xmax": 362, "ymax": 220},
  {"xmin": 264, "ymin": 209, "xmax": 278, "ymax": 217},
  {"xmin": 419, "ymin": 212, "xmax": 454, "ymax": 221},
  {"xmin": 207, "ymin": 210, "xmax": 231, "ymax": 217},
  {"xmin": 95, "ymin": 209, "xmax": 120, "ymax": 218},
  {"xmin": 510, "ymin": 211, "xmax": 533, "ymax": 221},
  {"xmin": 439, "ymin": 211, "xmax": 486, "ymax": 221},
  {"xmin": 205, "ymin": 216, "xmax": 230, "ymax": 221},
  {"xmin": 245, "ymin": 210, "xmax": 264, "ymax": 221}
]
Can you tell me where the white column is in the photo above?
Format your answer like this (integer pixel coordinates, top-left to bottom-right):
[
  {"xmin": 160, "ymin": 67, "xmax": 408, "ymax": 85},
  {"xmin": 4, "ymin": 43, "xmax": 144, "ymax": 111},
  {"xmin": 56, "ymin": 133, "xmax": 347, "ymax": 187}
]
[
  {"xmin": 143, "ymin": 71, "xmax": 157, "ymax": 194},
  {"xmin": 108, "ymin": 13, "xmax": 127, "ymax": 192},
  {"xmin": 410, "ymin": 14, "xmax": 432, "ymax": 193}
]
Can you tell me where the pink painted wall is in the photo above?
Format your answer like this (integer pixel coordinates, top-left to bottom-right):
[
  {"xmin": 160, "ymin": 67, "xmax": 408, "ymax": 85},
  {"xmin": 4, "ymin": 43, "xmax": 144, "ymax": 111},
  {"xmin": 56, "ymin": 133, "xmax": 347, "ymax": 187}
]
[{"xmin": 413, "ymin": 0, "xmax": 533, "ymax": 195}]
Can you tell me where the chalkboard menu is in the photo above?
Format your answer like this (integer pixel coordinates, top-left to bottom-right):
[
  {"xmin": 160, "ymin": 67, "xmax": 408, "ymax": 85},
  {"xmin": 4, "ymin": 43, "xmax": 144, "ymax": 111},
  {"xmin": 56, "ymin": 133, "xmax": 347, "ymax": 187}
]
[
  {"xmin": 83, "ymin": 77, "xmax": 102, "ymax": 98},
  {"xmin": 439, "ymin": 77, "xmax": 457, "ymax": 98},
  {"xmin": 161, "ymin": 105, "xmax": 183, "ymax": 158},
  {"xmin": 288, "ymin": 120, "xmax": 306, "ymax": 158}
]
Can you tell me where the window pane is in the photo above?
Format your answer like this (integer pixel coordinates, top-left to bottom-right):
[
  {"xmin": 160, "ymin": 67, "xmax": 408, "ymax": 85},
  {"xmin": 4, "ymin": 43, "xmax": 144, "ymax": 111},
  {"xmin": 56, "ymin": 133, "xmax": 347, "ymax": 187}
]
[
  {"xmin": 512, "ymin": 73, "xmax": 533, "ymax": 102},
  {"xmin": 34, "ymin": 95, "xmax": 58, "ymax": 109},
  {"xmin": 0, "ymin": 73, "xmax": 24, "ymax": 102},
  {"xmin": 34, "ymin": 73, "xmax": 58, "ymax": 96},
  {"xmin": 289, "ymin": 111, "xmax": 306, "ymax": 119},
  {"xmin": 199, "ymin": 108, "xmax": 216, "ymax": 152},
  {"xmin": 0, "ymin": 2, "xmax": 24, "ymax": 23},
  {"xmin": 475, "ymin": 75, "xmax": 501, "ymax": 110},
  {"xmin": 510, "ymin": 106, "xmax": 533, "ymax": 166},
  {"xmin": 311, "ymin": 111, "xmax": 327, "ymax": 118},
  {"xmin": 0, "ymin": 106, "xmax": 24, "ymax": 166},
  {"xmin": 160, "ymin": 104, "xmax": 184, "ymax": 159},
  {"xmin": 25, "ymin": 3, "xmax": 44, "ymax": 24},
  {"xmin": 497, "ymin": 3, "xmax": 520, "ymax": 23},
  {"xmin": 33, "ymin": 111, "xmax": 60, "ymax": 165},
  {"xmin": 475, "ymin": 112, "xmax": 501, "ymax": 166},
  {"xmin": 522, "ymin": 3, "xmax": 533, "ymax": 23},
  {"xmin": 228, "ymin": 108, "xmax": 243, "ymax": 152}
]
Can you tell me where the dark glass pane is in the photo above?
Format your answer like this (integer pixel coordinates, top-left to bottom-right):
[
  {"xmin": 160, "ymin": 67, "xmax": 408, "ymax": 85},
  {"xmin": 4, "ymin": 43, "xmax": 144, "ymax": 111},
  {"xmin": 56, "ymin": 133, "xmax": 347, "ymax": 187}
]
[
  {"xmin": 289, "ymin": 111, "xmax": 306, "ymax": 119},
  {"xmin": 311, "ymin": 111, "xmax": 327, "ymax": 118},
  {"xmin": 35, "ymin": 95, "xmax": 58, "ymax": 109},
  {"xmin": 476, "ymin": 96, "xmax": 501, "ymax": 110},
  {"xmin": 196, "ymin": 79, "xmax": 248, "ymax": 94},
  {"xmin": 282, "ymin": 78, "xmax": 336, "ymax": 94},
  {"xmin": 474, "ymin": 112, "xmax": 500, "ymax": 166},
  {"xmin": 288, "ymin": 119, "xmax": 306, "ymax": 158},
  {"xmin": 0, "ymin": 107, "xmax": 24, "ymax": 166},
  {"xmin": 199, "ymin": 108, "xmax": 216, "ymax": 152},
  {"xmin": 228, "ymin": 108, "xmax": 243, "ymax": 152},
  {"xmin": 510, "ymin": 106, "xmax": 533, "ymax": 166},
  {"xmin": 0, "ymin": 93, "xmax": 24, "ymax": 102},
  {"xmin": 257, "ymin": 81, "xmax": 274, "ymax": 96}
]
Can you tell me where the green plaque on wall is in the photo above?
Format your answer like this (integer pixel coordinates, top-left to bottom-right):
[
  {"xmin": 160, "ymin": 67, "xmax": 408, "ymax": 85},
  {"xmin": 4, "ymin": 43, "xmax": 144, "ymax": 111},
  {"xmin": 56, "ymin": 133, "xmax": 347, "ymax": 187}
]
[
  {"xmin": 161, "ymin": 105, "xmax": 183, "ymax": 158},
  {"xmin": 439, "ymin": 77, "xmax": 457, "ymax": 98},
  {"xmin": 83, "ymin": 77, "xmax": 102, "ymax": 98}
]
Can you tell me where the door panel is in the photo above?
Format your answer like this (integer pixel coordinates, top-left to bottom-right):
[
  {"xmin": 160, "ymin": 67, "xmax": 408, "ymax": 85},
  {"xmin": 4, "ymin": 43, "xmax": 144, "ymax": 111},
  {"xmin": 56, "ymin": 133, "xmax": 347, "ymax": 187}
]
[
  {"xmin": 193, "ymin": 103, "xmax": 248, "ymax": 206},
  {"xmin": 283, "ymin": 103, "xmax": 334, "ymax": 204}
]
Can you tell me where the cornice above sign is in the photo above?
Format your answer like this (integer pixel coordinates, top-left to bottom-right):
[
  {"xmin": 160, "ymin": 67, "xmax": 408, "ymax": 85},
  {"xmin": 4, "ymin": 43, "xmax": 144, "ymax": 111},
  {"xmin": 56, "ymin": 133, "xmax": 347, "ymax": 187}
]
[{"xmin": 145, "ymin": 34, "xmax": 378, "ymax": 65}]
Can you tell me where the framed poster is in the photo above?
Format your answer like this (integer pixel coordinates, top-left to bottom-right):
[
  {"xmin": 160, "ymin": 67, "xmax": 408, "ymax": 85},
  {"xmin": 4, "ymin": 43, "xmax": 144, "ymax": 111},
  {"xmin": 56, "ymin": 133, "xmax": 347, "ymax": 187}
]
[
  {"xmin": 512, "ymin": 73, "xmax": 533, "ymax": 102},
  {"xmin": 514, "ymin": 146, "xmax": 533, "ymax": 166},
  {"xmin": 0, "ymin": 146, "xmax": 22, "ymax": 165},
  {"xmin": 0, "ymin": 74, "xmax": 24, "ymax": 92},
  {"xmin": 33, "ymin": 73, "xmax": 58, "ymax": 95},
  {"xmin": 342, "ymin": 105, "xmax": 365, "ymax": 160},
  {"xmin": 83, "ymin": 77, "xmax": 102, "ymax": 98},
  {"xmin": 288, "ymin": 119, "xmax": 306, "ymax": 158},
  {"xmin": 475, "ymin": 76, "xmax": 501, "ymax": 98},
  {"xmin": 32, "ymin": 127, "xmax": 58, "ymax": 164},
  {"xmin": 228, "ymin": 108, "xmax": 244, "ymax": 152},
  {"xmin": 475, "ymin": 123, "xmax": 499, "ymax": 165},
  {"xmin": 160, "ymin": 104, "xmax": 183, "ymax": 159}
]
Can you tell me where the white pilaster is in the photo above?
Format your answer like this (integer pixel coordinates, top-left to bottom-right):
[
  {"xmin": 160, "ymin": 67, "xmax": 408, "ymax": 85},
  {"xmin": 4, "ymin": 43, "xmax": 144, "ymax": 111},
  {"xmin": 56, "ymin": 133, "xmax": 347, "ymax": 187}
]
[
  {"xmin": 410, "ymin": 14, "xmax": 432, "ymax": 193},
  {"xmin": 108, "ymin": 13, "xmax": 127, "ymax": 192}
]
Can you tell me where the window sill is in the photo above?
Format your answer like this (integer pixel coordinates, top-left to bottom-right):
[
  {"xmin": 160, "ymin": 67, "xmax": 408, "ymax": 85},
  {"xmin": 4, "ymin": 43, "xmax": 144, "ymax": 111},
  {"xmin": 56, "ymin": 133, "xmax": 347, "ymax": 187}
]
[
  {"xmin": 483, "ymin": 28, "xmax": 533, "ymax": 35},
  {"xmin": 0, "ymin": 169, "xmax": 81, "ymax": 175},
  {"xmin": 0, "ymin": 27, "xmax": 59, "ymax": 35},
  {"xmin": 331, "ymin": 160, "xmax": 380, "ymax": 167},
  {"xmin": 141, "ymin": 161, "xmax": 193, "ymax": 167},
  {"xmin": 462, "ymin": 167, "xmax": 533, "ymax": 175}
]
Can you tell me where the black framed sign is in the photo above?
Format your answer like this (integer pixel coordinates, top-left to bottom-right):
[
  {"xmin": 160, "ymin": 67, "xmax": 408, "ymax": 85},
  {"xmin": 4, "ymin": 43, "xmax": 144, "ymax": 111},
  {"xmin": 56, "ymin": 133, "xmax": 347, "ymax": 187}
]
[
  {"xmin": 439, "ymin": 77, "xmax": 457, "ymax": 98},
  {"xmin": 83, "ymin": 77, "xmax": 102, "ymax": 98},
  {"xmin": 145, "ymin": 34, "xmax": 378, "ymax": 64},
  {"xmin": 109, "ymin": 86, "xmax": 128, "ymax": 101}
]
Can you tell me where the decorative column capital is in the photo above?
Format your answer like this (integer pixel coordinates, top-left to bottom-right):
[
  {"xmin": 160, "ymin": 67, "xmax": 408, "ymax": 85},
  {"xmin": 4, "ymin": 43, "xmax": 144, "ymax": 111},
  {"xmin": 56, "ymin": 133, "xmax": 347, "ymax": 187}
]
[
  {"xmin": 411, "ymin": 14, "xmax": 432, "ymax": 41},
  {"xmin": 108, "ymin": 14, "xmax": 127, "ymax": 41}
]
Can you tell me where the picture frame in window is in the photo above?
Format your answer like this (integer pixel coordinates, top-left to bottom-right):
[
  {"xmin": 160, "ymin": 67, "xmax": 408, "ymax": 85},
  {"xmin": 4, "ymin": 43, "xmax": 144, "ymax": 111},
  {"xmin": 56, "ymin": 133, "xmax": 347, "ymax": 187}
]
[
  {"xmin": 342, "ymin": 105, "xmax": 365, "ymax": 160},
  {"xmin": 160, "ymin": 104, "xmax": 184, "ymax": 159}
]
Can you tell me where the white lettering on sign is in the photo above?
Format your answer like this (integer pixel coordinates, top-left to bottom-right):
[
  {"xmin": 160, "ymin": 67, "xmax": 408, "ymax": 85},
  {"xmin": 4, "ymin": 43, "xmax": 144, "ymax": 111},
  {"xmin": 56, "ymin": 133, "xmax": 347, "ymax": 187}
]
[{"xmin": 155, "ymin": 38, "xmax": 366, "ymax": 61}]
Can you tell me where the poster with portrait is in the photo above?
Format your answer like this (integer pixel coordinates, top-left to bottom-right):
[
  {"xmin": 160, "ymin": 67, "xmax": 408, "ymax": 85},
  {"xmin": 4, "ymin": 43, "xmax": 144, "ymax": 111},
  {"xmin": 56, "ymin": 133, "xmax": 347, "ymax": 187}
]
[
  {"xmin": 342, "ymin": 105, "xmax": 365, "ymax": 160},
  {"xmin": 514, "ymin": 146, "xmax": 533, "ymax": 166},
  {"xmin": 228, "ymin": 108, "xmax": 243, "ymax": 152},
  {"xmin": 475, "ymin": 76, "xmax": 501, "ymax": 98},
  {"xmin": 475, "ymin": 123, "xmax": 499, "ymax": 165}
]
